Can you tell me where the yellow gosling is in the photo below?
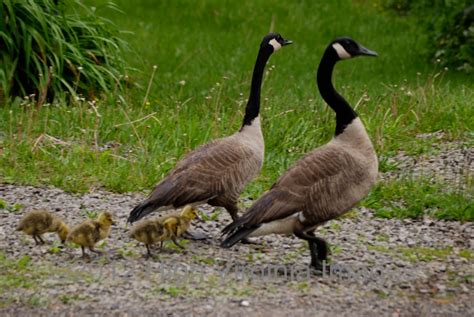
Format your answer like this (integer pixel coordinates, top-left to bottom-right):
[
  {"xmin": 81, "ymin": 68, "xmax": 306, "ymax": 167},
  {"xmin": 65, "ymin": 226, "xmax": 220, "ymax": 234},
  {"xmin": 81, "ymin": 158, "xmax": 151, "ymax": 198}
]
[
  {"xmin": 17, "ymin": 209, "xmax": 69, "ymax": 245},
  {"xmin": 129, "ymin": 219, "xmax": 168, "ymax": 257},
  {"xmin": 159, "ymin": 205, "xmax": 200, "ymax": 249},
  {"xmin": 67, "ymin": 212, "xmax": 114, "ymax": 258}
]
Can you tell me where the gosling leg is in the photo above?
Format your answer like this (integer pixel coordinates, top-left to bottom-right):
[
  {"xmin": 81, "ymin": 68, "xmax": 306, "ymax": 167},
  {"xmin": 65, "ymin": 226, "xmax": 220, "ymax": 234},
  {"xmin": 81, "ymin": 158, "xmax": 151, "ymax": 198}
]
[
  {"xmin": 37, "ymin": 235, "xmax": 45, "ymax": 245},
  {"xmin": 171, "ymin": 237, "xmax": 185, "ymax": 250},
  {"xmin": 145, "ymin": 244, "xmax": 152, "ymax": 258},
  {"xmin": 81, "ymin": 246, "xmax": 88, "ymax": 258},
  {"xmin": 89, "ymin": 247, "xmax": 102, "ymax": 254},
  {"xmin": 33, "ymin": 235, "xmax": 40, "ymax": 245}
]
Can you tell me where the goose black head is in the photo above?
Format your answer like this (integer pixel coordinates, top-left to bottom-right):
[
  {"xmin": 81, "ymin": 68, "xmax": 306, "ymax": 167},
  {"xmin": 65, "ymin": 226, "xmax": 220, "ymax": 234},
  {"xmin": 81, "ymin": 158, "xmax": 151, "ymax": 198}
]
[
  {"xmin": 261, "ymin": 32, "xmax": 293, "ymax": 53},
  {"xmin": 330, "ymin": 37, "xmax": 377, "ymax": 60}
]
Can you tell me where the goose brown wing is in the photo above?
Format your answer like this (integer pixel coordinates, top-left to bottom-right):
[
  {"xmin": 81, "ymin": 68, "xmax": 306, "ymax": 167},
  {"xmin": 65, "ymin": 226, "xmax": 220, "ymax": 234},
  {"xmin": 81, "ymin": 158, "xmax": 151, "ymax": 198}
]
[
  {"xmin": 147, "ymin": 138, "xmax": 259, "ymax": 207},
  {"xmin": 228, "ymin": 146, "xmax": 356, "ymax": 229}
]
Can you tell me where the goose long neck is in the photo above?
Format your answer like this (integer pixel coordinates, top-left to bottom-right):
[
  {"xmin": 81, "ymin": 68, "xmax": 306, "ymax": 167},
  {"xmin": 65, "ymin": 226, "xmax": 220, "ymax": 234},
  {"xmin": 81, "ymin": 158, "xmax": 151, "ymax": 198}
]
[
  {"xmin": 317, "ymin": 49, "xmax": 357, "ymax": 135},
  {"xmin": 241, "ymin": 49, "xmax": 271, "ymax": 127}
]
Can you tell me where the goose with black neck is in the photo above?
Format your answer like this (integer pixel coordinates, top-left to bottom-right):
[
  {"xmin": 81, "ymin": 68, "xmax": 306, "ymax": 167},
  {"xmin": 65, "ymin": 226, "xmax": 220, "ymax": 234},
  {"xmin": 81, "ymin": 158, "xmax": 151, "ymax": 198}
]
[
  {"xmin": 128, "ymin": 33, "xmax": 292, "ymax": 227},
  {"xmin": 221, "ymin": 37, "xmax": 378, "ymax": 272}
]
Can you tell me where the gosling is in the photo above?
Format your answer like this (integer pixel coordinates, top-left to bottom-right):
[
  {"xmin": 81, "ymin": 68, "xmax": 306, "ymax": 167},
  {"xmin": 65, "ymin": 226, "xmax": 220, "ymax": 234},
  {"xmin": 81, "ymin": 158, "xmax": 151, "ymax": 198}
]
[
  {"xmin": 17, "ymin": 209, "xmax": 69, "ymax": 245},
  {"xmin": 129, "ymin": 219, "xmax": 168, "ymax": 257},
  {"xmin": 67, "ymin": 212, "xmax": 114, "ymax": 258},
  {"xmin": 160, "ymin": 205, "xmax": 200, "ymax": 249}
]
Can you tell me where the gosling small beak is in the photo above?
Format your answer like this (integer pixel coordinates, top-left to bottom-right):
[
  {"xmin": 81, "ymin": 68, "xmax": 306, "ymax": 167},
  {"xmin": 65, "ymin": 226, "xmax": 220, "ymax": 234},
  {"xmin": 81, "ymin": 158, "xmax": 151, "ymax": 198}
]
[
  {"xmin": 358, "ymin": 45, "xmax": 378, "ymax": 57},
  {"xmin": 282, "ymin": 39, "xmax": 293, "ymax": 46}
]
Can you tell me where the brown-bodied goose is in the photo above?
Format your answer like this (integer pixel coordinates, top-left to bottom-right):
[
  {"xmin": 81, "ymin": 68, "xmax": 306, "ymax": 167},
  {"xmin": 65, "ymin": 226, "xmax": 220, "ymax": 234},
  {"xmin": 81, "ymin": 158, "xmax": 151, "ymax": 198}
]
[
  {"xmin": 128, "ymin": 33, "xmax": 292, "ymax": 224},
  {"xmin": 221, "ymin": 37, "xmax": 378, "ymax": 271}
]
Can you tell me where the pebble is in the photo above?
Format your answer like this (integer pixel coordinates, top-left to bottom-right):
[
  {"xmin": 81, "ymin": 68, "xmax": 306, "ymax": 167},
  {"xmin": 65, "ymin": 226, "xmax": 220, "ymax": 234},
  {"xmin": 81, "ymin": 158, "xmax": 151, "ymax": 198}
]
[{"xmin": 240, "ymin": 300, "xmax": 250, "ymax": 307}]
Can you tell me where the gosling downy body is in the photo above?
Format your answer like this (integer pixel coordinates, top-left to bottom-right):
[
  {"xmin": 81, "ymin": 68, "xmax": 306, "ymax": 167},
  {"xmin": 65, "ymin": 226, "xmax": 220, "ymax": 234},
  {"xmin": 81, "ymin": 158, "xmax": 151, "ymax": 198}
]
[
  {"xmin": 128, "ymin": 33, "xmax": 292, "ymax": 224},
  {"xmin": 160, "ymin": 205, "xmax": 200, "ymax": 249},
  {"xmin": 17, "ymin": 209, "xmax": 69, "ymax": 244},
  {"xmin": 67, "ymin": 212, "xmax": 114, "ymax": 257},
  {"xmin": 222, "ymin": 38, "xmax": 379, "ymax": 271},
  {"xmin": 129, "ymin": 219, "xmax": 167, "ymax": 257}
]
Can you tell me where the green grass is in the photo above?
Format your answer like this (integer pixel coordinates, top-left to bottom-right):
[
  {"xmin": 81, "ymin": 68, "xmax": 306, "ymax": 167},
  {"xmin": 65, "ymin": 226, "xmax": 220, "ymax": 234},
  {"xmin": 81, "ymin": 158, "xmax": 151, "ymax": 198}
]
[
  {"xmin": 362, "ymin": 177, "xmax": 473, "ymax": 221},
  {"xmin": 0, "ymin": 254, "xmax": 37, "ymax": 290},
  {"xmin": 0, "ymin": 251, "xmax": 98, "ymax": 307},
  {"xmin": 0, "ymin": 0, "xmax": 128, "ymax": 103},
  {"xmin": 0, "ymin": 1, "xmax": 473, "ymax": 220}
]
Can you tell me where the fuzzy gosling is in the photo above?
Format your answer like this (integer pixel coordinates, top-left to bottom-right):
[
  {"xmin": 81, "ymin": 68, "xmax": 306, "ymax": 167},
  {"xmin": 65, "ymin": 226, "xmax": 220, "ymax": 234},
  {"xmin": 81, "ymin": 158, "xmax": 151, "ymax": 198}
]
[
  {"xmin": 160, "ymin": 205, "xmax": 200, "ymax": 249},
  {"xmin": 17, "ymin": 209, "xmax": 69, "ymax": 245},
  {"xmin": 67, "ymin": 212, "xmax": 114, "ymax": 257},
  {"xmin": 129, "ymin": 219, "xmax": 168, "ymax": 257}
]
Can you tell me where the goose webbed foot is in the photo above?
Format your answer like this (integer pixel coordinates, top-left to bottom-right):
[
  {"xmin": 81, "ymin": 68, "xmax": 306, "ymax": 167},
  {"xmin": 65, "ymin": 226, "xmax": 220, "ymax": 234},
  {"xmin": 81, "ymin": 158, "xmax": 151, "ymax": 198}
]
[
  {"xmin": 309, "ymin": 257, "xmax": 331, "ymax": 276},
  {"xmin": 182, "ymin": 230, "xmax": 209, "ymax": 240},
  {"xmin": 241, "ymin": 238, "xmax": 258, "ymax": 245}
]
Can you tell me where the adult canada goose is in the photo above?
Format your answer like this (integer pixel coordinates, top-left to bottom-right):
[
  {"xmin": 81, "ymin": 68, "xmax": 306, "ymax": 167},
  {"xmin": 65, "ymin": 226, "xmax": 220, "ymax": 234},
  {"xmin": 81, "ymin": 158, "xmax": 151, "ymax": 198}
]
[
  {"xmin": 221, "ymin": 37, "xmax": 378, "ymax": 271},
  {"xmin": 128, "ymin": 33, "xmax": 292, "ymax": 224}
]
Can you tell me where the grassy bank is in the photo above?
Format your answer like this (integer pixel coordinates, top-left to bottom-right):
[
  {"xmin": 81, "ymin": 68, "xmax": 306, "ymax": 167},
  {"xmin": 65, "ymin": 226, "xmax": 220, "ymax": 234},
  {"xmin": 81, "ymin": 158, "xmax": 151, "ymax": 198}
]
[{"xmin": 0, "ymin": 0, "xmax": 472, "ymax": 220}]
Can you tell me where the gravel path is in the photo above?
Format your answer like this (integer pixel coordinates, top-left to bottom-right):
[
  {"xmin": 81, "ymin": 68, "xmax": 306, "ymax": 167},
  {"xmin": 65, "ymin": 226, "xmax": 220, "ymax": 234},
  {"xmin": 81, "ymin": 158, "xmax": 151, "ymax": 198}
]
[{"xmin": 0, "ymin": 142, "xmax": 473, "ymax": 316}]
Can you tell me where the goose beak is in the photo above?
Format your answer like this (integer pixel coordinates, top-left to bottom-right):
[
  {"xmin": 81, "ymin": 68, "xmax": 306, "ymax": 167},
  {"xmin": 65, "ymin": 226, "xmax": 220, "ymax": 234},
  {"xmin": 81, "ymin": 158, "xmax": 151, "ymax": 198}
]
[
  {"xmin": 358, "ymin": 45, "xmax": 378, "ymax": 57},
  {"xmin": 282, "ymin": 39, "xmax": 293, "ymax": 46}
]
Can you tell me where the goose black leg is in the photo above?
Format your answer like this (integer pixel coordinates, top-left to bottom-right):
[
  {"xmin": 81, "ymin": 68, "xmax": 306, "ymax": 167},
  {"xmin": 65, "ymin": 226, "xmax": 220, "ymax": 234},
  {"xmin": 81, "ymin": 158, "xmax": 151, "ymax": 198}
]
[
  {"xmin": 308, "ymin": 240, "xmax": 325, "ymax": 271},
  {"xmin": 294, "ymin": 231, "xmax": 330, "ymax": 272},
  {"xmin": 306, "ymin": 231, "xmax": 329, "ymax": 262},
  {"xmin": 213, "ymin": 200, "xmax": 256, "ymax": 244},
  {"xmin": 223, "ymin": 202, "xmax": 239, "ymax": 221},
  {"xmin": 219, "ymin": 201, "xmax": 254, "ymax": 244}
]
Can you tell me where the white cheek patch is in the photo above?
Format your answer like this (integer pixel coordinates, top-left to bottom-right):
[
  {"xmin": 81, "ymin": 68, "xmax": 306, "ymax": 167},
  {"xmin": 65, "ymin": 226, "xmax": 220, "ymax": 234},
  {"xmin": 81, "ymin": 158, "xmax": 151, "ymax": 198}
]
[
  {"xmin": 269, "ymin": 38, "xmax": 282, "ymax": 51},
  {"xmin": 332, "ymin": 43, "xmax": 351, "ymax": 59}
]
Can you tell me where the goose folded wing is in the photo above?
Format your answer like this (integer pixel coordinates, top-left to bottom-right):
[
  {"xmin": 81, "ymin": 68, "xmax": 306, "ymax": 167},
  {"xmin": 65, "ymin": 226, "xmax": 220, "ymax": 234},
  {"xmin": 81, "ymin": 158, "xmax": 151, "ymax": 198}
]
[
  {"xmin": 229, "ymin": 146, "xmax": 359, "ymax": 228},
  {"xmin": 147, "ymin": 139, "xmax": 259, "ymax": 207}
]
